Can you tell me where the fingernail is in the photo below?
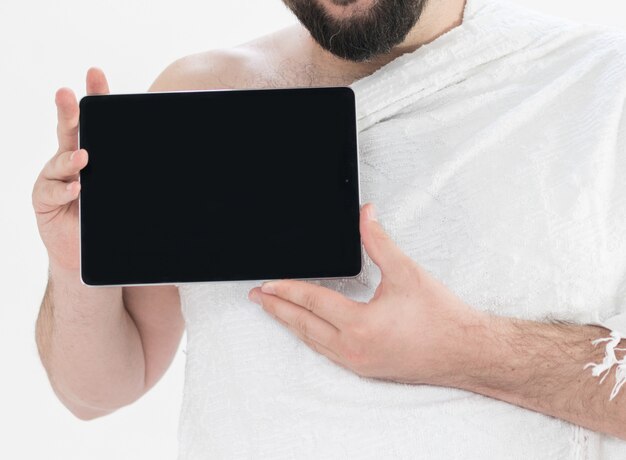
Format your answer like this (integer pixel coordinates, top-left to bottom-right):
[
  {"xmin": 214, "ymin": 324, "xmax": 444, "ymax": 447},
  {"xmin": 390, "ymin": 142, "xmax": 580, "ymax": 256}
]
[
  {"xmin": 249, "ymin": 290, "xmax": 262, "ymax": 305},
  {"xmin": 367, "ymin": 205, "xmax": 377, "ymax": 222},
  {"xmin": 66, "ymin": 182, "xmax": 74, "ymax": 191},
  {"xmin": 69, "ymin": 150, "xmax": 78, "ymax": 162},
  {"xmin": 261, "ymin": 282, "xmax": 277, "ymax": 294}
]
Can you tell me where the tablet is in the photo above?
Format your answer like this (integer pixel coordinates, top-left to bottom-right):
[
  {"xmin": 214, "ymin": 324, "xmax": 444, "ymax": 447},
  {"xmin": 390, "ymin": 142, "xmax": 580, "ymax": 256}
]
[{"xmin": 78, "ymin": 87, "xmax": 362, "ymax": 286}]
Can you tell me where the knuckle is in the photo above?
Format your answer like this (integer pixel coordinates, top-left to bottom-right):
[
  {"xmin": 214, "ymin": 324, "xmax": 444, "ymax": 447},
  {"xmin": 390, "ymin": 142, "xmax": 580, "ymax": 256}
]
[
  {"xmin": 261, "ymin": 293, "xmax": 276, "ymax": 311},
  {"xmin": 51, "ymin": 155, "xmax": 63, "ymax": 176},
  {"xmin": 348, "ymin": 321, "xmax": 372, "ymax": 341},
  {"xmin": 339, "ymin": 320, "xmax": 379, "ymax": 373},
  {"xmin": 44, "ymin": 152, "xmax": 63, "ymax": 178},
  {"xmin": 371, "ymin": 223, "xmax": 389, "ymax": 242},
  {"xmin": 294, "ymin": 313, "xmax": 308, "ymax": 336},
  {"xmin": 302, "ymin": 291, "xmax": 320, "ymax": 312},
  {"xmin": 57, "ymin": 119, "xmax": 78, "ymax": 138},
  {"xmin": 342, "ymin": 342, "xmax": 369, "ymax": 370}
]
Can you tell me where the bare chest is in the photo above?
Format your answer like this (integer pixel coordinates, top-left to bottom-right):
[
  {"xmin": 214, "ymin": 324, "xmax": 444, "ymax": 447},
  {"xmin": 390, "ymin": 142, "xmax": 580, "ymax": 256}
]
[{"xmin": 235, "ymin": 57, "xmax": 365, "ymax": 89}]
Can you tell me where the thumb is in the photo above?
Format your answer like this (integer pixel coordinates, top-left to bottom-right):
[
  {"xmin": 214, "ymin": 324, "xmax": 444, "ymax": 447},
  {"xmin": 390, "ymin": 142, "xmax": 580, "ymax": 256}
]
[{"xmin": 360, "ymin": 203, "xmax": 413, "ymax": 279}]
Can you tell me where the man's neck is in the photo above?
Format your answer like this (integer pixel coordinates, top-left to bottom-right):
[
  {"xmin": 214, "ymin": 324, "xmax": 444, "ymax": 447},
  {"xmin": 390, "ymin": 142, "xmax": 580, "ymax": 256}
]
[{"xmin": 292, "ymin": 0, "xmax": 467, "ymax": 83}]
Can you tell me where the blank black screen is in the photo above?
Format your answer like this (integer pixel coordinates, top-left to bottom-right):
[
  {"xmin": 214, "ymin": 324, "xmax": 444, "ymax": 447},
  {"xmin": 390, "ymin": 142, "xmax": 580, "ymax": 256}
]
[{"xmin": 78, "ymin": 87, "xmax": 361, "ymax": 286}]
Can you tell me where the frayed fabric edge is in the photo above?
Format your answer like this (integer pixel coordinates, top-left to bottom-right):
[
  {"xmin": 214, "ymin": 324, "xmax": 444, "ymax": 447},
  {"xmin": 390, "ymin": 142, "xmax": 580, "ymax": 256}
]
[{"xmin": 584, "ymin": 330, "xmax": 626, "ymax": 401}]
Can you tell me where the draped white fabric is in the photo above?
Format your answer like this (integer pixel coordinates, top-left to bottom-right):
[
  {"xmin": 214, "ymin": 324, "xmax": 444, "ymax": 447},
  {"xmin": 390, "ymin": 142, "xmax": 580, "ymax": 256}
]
[{"xmin": 175, "ymin": 0, "xmax": 626, "ymax": 457}]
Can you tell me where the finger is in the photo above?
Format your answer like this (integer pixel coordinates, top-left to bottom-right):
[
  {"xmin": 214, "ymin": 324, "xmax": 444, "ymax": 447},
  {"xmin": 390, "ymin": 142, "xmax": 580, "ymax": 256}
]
[
  {"xmin": 43, "ymin": 149, "xmax": 88, "ymax": 181},
  {"xmin": 270, "ymin": 307, "xmax": 345, "ymax": 366},
  {"xmin": 33, "ymin": 177, "xmax": 80, "ymax": 213},
  {"xmin": 86, "ymin": 67, "xmax": 110, "ymax": 95},
  {"xmin": 252, "ymin": 290, "xmax": 340, "ymax": 350},
  {"xmin": 297, "ymin": 332, "xmax": 346, "ymax": 367},
  {"xmin": 269, "ymin": 305, "xmax": 345, "ymax": 365},
  {"xmin": 55, "ymin": 87, "xmax": 79, "ymax": 153},
  {"xmin": 257, "ymin": 279, "xmax": 357, "ymax": 328},
  {"xmin": 360, "ymin": 203, "xmax": 415, "ymax": 281}
]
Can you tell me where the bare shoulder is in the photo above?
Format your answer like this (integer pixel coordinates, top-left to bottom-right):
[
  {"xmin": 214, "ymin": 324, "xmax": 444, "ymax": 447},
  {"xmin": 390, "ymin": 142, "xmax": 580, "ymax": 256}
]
[
  {"xmin": 148, "ymin": 25, "xmax": 305, "ymax": 92},
  {"xmin": 148, "ymin": 48, "xmax": 255, "ymax": 92}
]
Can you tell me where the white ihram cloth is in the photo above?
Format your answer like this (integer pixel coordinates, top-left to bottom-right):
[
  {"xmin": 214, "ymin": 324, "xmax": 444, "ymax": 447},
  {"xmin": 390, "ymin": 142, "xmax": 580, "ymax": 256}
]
[{"xmin": 175, "ymin": 0, "xmax": 626, "ymax": 458}]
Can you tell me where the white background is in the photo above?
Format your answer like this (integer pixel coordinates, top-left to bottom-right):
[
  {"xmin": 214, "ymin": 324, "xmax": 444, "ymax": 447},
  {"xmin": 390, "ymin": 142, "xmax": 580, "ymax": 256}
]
[{"xmin": 1, "ymin": 1, "xmax": 625, "ymax": 459}]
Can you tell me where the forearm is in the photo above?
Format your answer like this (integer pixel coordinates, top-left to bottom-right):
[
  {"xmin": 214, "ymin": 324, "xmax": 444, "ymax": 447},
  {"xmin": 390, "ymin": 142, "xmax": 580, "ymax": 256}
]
[
  {"xmin": 251, "ymin": 210, "xmax": 626, "ymax": 438},
  {"xmin": 443, "ymin": 314, "xmax": 625, "ymax": 439},
  {"xmin": 35, "ymin": 261, "xmax": 145, "ymax": 418}
]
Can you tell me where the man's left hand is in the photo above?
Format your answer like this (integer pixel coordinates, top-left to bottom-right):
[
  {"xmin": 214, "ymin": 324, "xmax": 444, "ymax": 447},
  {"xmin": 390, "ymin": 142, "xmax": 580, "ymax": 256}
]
[{"xmin": 248, "ymin": 202, "xmax": 489, "ymax": 385}]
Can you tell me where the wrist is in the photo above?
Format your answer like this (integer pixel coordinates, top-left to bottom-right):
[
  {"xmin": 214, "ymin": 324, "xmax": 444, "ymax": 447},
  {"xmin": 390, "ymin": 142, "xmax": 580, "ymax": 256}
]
[
  {"xmin": 443, "ymin": 313, "xmax": 513, "ymax": 391},
  {"xmin": 424, "ymin": 307, "xmax": 497, "ymax": 387},
  {"xmin": 48, "ymin": 258, "xmax": 82, "ymax": 285},
  {"xmin": 47, "ymin": 258, "xmax": 120, "ymax": 307}
]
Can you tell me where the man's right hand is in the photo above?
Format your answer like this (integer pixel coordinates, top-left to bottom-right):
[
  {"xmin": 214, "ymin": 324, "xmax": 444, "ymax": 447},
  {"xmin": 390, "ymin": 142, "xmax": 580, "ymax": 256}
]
[
  {"xmin": 32, "ymin": 59, "xmax": 202, "ymax": 420},
  {"xmin": 32, "ymin": 67, "xmax": 110, "ymax": 273}
]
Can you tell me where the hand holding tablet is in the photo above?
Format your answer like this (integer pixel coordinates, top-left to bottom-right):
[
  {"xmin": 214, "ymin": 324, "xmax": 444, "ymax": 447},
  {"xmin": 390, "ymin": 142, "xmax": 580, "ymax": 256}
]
[{"xmin": 78, "ymin": 87, "xmax": 362, "ymax": 286}]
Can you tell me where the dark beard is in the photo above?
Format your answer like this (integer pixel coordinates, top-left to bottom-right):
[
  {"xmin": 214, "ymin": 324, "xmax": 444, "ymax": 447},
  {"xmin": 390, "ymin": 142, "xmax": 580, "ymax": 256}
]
[{"xmin": 282, "ymin": 0, "xmax": 428, "ymax": 62}]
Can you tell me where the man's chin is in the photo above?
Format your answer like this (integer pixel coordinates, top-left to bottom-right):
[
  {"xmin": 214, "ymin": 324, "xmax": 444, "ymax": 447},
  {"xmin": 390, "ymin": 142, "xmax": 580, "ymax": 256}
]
[{"xmin": 283, "ymin": 0, "xmax": 425, "ymax": 63}]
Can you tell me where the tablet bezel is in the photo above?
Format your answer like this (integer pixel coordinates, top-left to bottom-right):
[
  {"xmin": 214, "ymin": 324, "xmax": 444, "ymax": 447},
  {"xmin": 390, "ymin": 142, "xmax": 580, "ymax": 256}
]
[{"xmin": 78, "ymin": 86, "xmax": 363, "ymax": 287}]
